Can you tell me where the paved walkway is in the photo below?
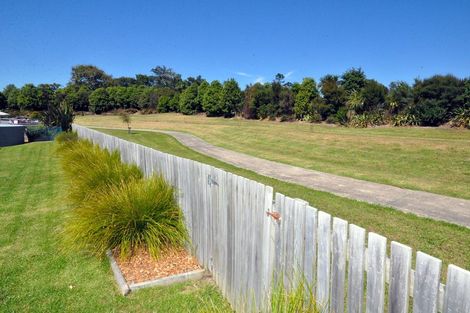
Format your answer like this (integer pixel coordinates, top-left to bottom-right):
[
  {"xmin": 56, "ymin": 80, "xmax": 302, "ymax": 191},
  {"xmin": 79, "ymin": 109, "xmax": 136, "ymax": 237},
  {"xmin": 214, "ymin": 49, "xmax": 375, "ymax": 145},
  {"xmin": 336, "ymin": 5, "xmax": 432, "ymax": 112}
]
[{"xmin": 100, "ymin": 127, "xmax": 470, "ymax": 227}]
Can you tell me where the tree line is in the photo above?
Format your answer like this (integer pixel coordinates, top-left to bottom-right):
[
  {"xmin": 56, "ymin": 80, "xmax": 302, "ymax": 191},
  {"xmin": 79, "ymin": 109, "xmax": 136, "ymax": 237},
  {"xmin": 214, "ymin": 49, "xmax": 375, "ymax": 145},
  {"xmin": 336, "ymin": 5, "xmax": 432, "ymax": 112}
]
[{"xmin": 1, "ymin": 65, "xmax": 469, "ymax": 128}]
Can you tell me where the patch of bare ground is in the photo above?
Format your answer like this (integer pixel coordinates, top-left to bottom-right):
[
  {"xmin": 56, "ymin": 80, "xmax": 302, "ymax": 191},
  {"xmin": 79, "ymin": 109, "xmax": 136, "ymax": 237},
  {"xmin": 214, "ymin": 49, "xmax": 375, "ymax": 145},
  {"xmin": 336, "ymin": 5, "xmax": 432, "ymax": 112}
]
[{"xmin": 113, "ymin": 248, "xmax": 201, "ymax": 284}]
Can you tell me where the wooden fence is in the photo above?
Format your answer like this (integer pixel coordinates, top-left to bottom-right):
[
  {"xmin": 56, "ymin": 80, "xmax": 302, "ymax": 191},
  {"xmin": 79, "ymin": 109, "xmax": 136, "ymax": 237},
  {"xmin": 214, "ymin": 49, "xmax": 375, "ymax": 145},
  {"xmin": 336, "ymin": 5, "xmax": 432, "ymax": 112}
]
[{"xmin": 73, "ymin": 125, "xmax": 470, "ymax": 313}]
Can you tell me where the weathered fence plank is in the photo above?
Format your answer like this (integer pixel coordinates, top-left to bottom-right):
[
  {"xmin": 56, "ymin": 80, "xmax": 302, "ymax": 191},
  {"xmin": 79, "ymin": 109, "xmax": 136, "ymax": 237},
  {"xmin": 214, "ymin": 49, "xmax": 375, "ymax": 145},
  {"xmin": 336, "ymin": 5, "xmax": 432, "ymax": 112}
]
[
  {"xmin": 366, "ymin": 232, "xmax": 387, "ymax": 313},
  {"xmin": 443, "ymin": 264, "xmax": 470, "ymax": 313},
  {"xmin": 303, "ymin": 205, "xmax": 317, "ymax": 288},
  {"xmin": 389, "ymin": 241, "xmax": 412, "ymax": 313},
  {"xmin": 331, "ymin": 217, "xmax": 348, "ymax": 313},
  {"xmin": 413, "ymin": 251, "xmax": 442, "ymax": 313},
  {"xmin": 316, "ymin": 211, "xmax": 331, "ymax": 310},
  {"xmin": 348, "ymin": 224, "xmax": 366, "ymax": 313}
]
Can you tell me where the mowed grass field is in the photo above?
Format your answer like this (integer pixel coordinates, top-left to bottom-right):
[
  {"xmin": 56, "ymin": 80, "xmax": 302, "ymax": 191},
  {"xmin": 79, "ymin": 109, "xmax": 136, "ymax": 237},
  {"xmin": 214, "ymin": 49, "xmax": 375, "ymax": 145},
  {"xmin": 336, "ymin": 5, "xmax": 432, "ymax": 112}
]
[
  {"xmin": 0, "ymin": 142, "xmax": 231, "ymax": 312},
  {"xmin": 76, "ymin": 113, "xmax": 470, "ymax": 199},
  {"xmin": 97, "ymin": 128, "xmax": 470, "ymax": 278}
]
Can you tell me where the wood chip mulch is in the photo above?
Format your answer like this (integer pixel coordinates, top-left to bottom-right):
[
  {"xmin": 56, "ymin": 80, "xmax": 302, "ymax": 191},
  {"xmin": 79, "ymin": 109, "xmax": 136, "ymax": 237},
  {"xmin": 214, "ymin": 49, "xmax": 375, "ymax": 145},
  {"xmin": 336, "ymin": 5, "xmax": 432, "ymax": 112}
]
[{"xmin": 113, "ymin": 248, "xmax": 201, "ymax": 284}]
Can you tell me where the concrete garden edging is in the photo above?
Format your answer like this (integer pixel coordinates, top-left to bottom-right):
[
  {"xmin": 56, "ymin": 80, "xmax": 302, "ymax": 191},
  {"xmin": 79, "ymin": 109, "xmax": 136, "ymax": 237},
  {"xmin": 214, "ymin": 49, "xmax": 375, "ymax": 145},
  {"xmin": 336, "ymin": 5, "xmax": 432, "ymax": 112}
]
[{"xmin": 106, "ymin": 250, "xmax": 206, "ymax": 296}]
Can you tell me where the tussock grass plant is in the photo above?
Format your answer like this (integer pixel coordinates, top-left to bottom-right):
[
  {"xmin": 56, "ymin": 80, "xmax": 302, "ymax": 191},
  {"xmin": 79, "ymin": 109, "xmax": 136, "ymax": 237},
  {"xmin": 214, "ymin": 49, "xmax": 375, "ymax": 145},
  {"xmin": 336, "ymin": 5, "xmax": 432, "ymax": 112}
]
[
  {"xmin": 270, "ymin": 276, "xmax": 321, "ymax": 313},
  {"xmin": 56, "ymin": 138, "xmax": 142, "ymax": 205},
  {"xmin": 64, "ymin": 175, "xmax": 188, "ymax": 258},
  {"xmin": 56, "ymin": 137, "xmax": 188, "ymax": 259}
]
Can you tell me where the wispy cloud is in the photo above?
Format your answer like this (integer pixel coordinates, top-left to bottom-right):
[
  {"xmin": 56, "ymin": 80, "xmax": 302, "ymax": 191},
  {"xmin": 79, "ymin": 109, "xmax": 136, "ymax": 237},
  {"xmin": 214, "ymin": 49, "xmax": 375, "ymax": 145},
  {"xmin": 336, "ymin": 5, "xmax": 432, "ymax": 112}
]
[
  {"xmin": 236, "ymin": 72, "xmax": 252, "ymax": 77},
  {"xmin": 285, "ymin": 71, "xmax": 294, "ymax": 79},
  {"xmin": 254, "ymin": 76, "xmax": 265, "ymax": 83}
]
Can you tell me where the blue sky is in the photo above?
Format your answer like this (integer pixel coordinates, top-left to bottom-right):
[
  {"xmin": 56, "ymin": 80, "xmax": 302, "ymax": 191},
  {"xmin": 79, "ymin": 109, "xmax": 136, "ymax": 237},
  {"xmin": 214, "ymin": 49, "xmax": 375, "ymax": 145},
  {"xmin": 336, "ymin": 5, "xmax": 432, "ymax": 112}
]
[{"xmin": 1, "ymin": 0, "xmax": 469, "ymax": 89}]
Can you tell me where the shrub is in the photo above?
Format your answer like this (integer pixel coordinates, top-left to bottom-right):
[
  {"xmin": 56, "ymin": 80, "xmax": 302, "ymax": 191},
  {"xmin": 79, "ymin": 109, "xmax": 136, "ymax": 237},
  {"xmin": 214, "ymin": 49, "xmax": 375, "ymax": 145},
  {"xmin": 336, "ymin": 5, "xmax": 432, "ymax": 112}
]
[
  {"xmin": 325, "ymin": 115, "xmax": 338, "ymax": 124},
  {"xmin": 55, "ymin": 131, "xmax": 78, "ymax": 149},
  {"xmin": 26, "ymin": 125, "xmax": 49, "ymax": 141},
  {"xmin": 391, "ymin": 113, "xmax": 419, "ymax": 127},
  {"xmin": 57, "ymin": 139, "xmax": 142, "ymax": 205},
  {"xmin": 64, "ymin": 175, "xmax": 188, "ymax": 258},
  {"xmin": 303, "ymin": 112, "xmax": 322, "ymax": 123},
  {"xmin": 335, "ymin": 107, "xmax": 349, "ymax": 125},
  {"xmin": 450, "ymin": 108, "xmax": 470, "ymax": 129},
  {"xmin": 411, "ymin": 99, "xmax": 447, "ymax": 126}
]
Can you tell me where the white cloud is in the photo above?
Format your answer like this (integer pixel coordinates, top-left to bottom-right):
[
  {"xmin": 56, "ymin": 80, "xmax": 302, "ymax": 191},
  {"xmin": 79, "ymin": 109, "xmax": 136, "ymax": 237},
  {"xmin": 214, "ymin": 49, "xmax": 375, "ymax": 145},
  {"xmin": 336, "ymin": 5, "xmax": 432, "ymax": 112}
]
[
  {"xmin": 285, "ymin": 71, "xmax": 294, "ymax": 79},
  {"xmin": 236, "ymin": 72, "xmax": 252, "ymax": 77},
  {"xmin": 254, "ymin": 76, "xmax": 265, "ymax": 83}
]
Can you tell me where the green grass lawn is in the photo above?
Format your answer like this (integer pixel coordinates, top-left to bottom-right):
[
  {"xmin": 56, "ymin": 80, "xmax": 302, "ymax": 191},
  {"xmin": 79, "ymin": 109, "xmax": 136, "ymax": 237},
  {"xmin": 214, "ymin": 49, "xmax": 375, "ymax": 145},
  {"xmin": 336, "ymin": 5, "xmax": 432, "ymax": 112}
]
[
  {"xmin": 76, "ymin": 113, "xmax": 470, "ymax": 199},
  {"xmin": 97, "ymin": 128, "xmax": 470, "ymax": 279},
  {"xmin": 0, "ymin": 142, "xmax": 231, "ymax": 312}
]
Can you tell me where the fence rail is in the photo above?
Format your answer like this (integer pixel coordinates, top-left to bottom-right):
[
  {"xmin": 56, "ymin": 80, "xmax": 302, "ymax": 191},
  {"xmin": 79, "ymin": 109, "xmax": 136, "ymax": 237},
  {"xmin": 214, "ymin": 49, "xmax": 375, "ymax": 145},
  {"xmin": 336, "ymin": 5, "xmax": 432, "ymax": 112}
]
[{"xmin": 73, "ymin": 125, "xmax": 470, "ymax": 313}]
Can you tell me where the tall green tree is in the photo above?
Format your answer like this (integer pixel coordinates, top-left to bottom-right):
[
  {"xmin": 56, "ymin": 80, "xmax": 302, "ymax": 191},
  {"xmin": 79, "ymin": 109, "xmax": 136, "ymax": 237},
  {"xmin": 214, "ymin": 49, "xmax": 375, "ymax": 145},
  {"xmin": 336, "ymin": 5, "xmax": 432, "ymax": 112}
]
[
  {"xmin": 319, "ymin": 74, "xmax": 346, "ymax": 116},
  {"xmin": 17, "ymin": 84, "xmax": 40, "ymax": 111},
  {"xmin": 88, "ymin": 88, "xmax": 110, "ymax": 114},
  {"xmin": 221, "ymin": 79, "xmax": 242, "ymax": 117},
  {"xmin": 196, "ymin": 81, "xmax": 209, "ymax": 110},
  {"xmin": 387, "ymin": 81, "xmax": 413, "ymax": 114},
  {"xmin": 279, "ymin": 87, "xmax": 295, "ymax": 117},
  {"xmin": 294, "ymin": 78, "xmax": 320, "ymax": 119},
  {"xmin": 203, "ymin": 81, "xmax": 224, "ymax": 116},
  {"xmin": 340, "ymin": 68, "xmax": 366, "ymax": 94},
  {"xmin": 151, "ymin": 66, "xmax": 183, "ymax": 89},
  {"xmin": 138, "ymin": 87, "xmax": 158, "ymax": 110},
  {"xmin": 70, "ymin": 65, "xmax": 112, "ymax": 90},
  {"xmin": 0, "ymin": 92, "xmax": 7, "ymax": 110},
  {"xmin": 411, "ymin": 75, "xmax": 465, "ymax": 126},
  {"xmin": 179, "ymin": 83, "xmax": 199, "ymax": 115},
  {"xmin": 242, "ymin": 83, "xmax": 272, "ymax": 119},
  {"xmin": 3, "ymin": 84, "xmax": 19, "ymax": 109},
  {"xmin": 362, "ymin": 79, "xmax": 387, "ymax": 112}
]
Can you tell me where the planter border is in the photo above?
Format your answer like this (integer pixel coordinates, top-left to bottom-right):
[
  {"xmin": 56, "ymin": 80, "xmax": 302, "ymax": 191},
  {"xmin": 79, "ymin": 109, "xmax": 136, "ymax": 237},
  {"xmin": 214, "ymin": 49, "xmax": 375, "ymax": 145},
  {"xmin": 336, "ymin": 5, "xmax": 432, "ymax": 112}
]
[{"xmin": 106, "ymin": 250, "xmax": 206, "ymax": 296}]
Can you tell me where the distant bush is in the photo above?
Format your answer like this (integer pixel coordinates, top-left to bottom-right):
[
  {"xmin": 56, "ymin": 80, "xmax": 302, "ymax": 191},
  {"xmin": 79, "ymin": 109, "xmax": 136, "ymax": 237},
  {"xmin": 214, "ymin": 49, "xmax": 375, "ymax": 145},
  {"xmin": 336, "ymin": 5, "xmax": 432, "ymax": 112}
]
[
  {"xmin": 450, "ymin": 108, "xmax": 470, "ymax": 129},
  {"xmin": 391, "ymin": 113, "xmax": 419, "ymax": 127},
  {"xmin": 411, "ymin": 99, "xmax": 447, "ymax": 126},
  {"xmin": 26, "ymin": 125, "xmax": 49, "ymax": 141},
  {"xmin": 64, "ymin": 175, "xmax": 188, "ymax": 258},
  {"xmin": 55, "ymin": 131, "xmax": 78, "ymax": 145}
]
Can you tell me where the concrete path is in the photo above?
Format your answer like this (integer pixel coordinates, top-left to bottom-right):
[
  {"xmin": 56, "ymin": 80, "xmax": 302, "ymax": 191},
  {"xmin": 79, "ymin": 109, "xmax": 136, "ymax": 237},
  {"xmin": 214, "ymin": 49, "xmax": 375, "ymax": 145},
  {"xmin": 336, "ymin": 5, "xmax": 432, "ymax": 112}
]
[
  {"xmin": 99, "ymin": 127, "xmax": 470, "ymax": 227},
  {"xmin": 157, "ymin": 130, "xmax": 470, "ymax": 228}
]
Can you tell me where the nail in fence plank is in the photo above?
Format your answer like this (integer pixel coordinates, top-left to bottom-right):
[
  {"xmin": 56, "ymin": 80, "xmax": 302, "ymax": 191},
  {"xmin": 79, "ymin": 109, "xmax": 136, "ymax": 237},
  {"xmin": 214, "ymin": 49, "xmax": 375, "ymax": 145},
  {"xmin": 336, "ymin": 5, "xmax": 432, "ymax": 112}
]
[
  {"xmin": 331, "ymin": 217, "xmax": 348, "ymax": 313},
  {"xmin": 388, "ymin": 241, "xmax": 412, "ymax": 313},
  {"xmin": 303, "ymin": 205, "xmax": 317, "ymax": 287},
  {"xmin": 443, "ymin": 265, "xmax": 470, "ymax": 313},
  {"xmin": 348, "ymin": 224, "xmax": 366, "ymax": 313},
  {"xmin": 366, "ymin": 232, "xmax": 387, "ymax": 313},
  {"xmin": 316, "ymin": 211, "xmax": 331, "ymax": 310}
]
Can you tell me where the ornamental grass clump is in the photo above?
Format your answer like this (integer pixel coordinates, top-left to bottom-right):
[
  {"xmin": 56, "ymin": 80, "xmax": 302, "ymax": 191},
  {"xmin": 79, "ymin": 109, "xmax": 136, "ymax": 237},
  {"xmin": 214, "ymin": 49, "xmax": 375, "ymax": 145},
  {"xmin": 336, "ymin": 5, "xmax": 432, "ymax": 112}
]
[
  {"xmin": 64, "ymin": 175, "xmax": 188, "ymax": 258},
  {"xmin": 56, "ymin": 136, "xmax": 188, "ymax": 259},
  {"xmin": 270, "ymin": 275, "xmax": 320, "ymax": 313},
  {"xmin": 56, "ymin": 138, "xmax": 142, "ymax": 205}
]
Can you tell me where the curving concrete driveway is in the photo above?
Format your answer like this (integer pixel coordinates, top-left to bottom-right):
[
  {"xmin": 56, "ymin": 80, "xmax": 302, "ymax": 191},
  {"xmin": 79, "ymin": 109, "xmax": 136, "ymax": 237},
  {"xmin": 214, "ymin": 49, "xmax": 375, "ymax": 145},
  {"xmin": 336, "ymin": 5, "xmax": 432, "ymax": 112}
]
[{"xmin": 100, "ymin": 127, "xmax": 470, "ymax": 228}]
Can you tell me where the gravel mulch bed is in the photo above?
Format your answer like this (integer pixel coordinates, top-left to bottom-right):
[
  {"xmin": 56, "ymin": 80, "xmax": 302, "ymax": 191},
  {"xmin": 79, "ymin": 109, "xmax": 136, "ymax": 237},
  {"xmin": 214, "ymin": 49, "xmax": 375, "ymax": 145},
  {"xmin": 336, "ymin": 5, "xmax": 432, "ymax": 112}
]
[{"xmin": 113, "ymin": 248, "xmax": 201, "ymax": 284}]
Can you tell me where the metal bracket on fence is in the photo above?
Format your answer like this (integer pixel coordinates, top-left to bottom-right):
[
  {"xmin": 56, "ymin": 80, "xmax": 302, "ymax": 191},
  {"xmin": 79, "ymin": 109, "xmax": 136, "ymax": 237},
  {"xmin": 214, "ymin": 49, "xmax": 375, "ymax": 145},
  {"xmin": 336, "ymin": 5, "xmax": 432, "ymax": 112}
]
[{"xmin": 207, "ymin": 174, "xmax": 218, "ymax": 186}]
